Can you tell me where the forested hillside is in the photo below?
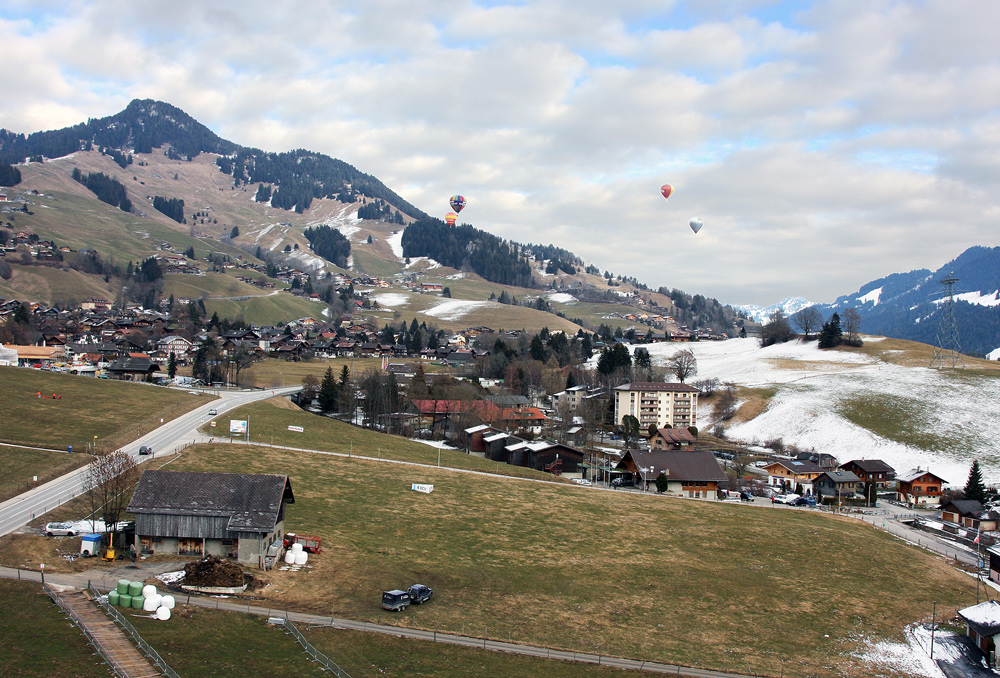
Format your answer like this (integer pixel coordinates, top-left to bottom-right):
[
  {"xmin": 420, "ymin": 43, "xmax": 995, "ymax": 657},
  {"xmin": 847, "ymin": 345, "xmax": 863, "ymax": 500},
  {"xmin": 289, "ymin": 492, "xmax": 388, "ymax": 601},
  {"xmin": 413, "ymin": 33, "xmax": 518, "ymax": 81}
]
[
  {"xmin": 815, "ymin": 246, "xmax": 1000, "ymax": 356},
  {"xmin": 401, "ymin": 217, "xmax": 536, "ymax": 288}
]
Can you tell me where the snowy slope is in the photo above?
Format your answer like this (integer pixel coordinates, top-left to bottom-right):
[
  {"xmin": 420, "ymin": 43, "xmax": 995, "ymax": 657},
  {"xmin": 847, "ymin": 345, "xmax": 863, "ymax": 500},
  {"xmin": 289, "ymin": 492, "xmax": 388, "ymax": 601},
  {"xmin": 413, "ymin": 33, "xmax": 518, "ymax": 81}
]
[
  {"xmin": 640, "ymin": 338, "xmax": 1000, "ymax": 485},
  {"xmin": 735, "ymin": 297, "xmax": 814, "ymax": 324}
]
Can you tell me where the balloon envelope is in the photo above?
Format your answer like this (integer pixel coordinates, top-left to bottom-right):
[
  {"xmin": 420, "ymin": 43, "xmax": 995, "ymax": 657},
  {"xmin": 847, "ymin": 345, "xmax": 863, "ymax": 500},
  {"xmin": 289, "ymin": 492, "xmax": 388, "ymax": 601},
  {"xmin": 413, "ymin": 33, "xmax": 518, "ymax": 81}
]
[
  {"xmin": 660, "ymin": 184, "xmax": 674, "ymax": 200},
  {"xmin": 689, "ymin": 217, "xmax": 703, "ymax": 234},
  {"xmin": 449, "ymin": 195, "xmax": 466, "ymax": 213},
  {"xmin": 445, "ymin": 212, "xmax": 458, "ymax": 227}
]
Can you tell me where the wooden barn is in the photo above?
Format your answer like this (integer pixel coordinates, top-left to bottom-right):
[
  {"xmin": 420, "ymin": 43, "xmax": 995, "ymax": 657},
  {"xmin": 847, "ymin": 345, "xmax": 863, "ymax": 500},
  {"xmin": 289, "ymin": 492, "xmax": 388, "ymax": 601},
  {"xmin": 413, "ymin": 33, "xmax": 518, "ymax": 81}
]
[{"xmin": 127, "ymin": 470, "xmax": 294, "ymax": 568}]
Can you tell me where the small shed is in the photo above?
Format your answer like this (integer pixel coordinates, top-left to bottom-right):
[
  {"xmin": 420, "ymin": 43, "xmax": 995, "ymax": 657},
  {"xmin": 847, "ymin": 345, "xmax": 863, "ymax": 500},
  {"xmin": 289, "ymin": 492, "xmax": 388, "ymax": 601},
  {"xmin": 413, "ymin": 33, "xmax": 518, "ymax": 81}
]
[
  {"xmin": 958, "ymin": 600, "xmax": 1000, "ymax": 665},
  {"xmin": 80, "ymin": 534, "xmax": 102, "ymax": 556}
]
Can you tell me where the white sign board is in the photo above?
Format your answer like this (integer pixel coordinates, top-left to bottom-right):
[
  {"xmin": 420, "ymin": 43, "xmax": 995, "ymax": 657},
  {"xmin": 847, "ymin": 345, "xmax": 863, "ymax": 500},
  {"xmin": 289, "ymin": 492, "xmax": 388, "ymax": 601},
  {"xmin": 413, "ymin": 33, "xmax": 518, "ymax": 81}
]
[
  {"xmin": 287, "ymin": 425, "xmax": 304, "ymax": 432},
  {"xmin": 411, "ymin": 483, "xmax": 434, "ymax": 494},
  {"xmin": 230, "ymin": 419, "xmax": 248, "ymax": 434}
]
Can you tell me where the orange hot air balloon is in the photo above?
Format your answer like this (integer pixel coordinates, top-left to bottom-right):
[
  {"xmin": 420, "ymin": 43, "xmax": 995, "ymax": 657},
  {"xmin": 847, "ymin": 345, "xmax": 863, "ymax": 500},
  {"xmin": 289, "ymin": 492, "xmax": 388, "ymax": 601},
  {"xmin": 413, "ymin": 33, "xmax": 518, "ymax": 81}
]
[
  {"xmin": 660, "ymin": 184, "xmax": 674, "ymax": 200},
  {"xmin": 445, "ymin": 212, "xmax": 458, "ymax": 227}
]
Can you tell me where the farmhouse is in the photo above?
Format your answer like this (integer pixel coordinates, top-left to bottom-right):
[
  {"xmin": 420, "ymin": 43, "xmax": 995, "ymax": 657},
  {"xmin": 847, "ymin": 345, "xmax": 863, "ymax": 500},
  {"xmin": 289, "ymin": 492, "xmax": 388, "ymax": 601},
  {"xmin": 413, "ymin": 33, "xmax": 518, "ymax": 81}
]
[
  {"xmin": 127, "ymin": 470, "xmax": 294, "ymax": 568},
  {"xmin": 896, "ymin": 468, "xmax": 946, "ymax": 507},
  {"xmin": 839, "ymin": 459, "xmax": 895, "ymax": 488},
  {"xmin": 940, "ymin": 500, "xmax": 999, "ymax": 531},
  {"xmin": 616, "ymin": 449, "xmax": 727, "ymax": 499},
  {"xmin": 762, "ymin": 459, "xmax": 824, "ymax": 494},
  {"xmin": 957, "ymin": 600, "xmax": 1000, "ymax": 665}
]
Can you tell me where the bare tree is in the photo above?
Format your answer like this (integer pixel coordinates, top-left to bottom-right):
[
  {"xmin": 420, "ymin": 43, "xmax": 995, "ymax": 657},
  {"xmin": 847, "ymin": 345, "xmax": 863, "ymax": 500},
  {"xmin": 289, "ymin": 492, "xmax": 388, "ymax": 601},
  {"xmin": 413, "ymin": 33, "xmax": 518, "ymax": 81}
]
[
  {"xmin": 714, "ymin": 382, "xmax": 738, "ymax": 421},
  {"xmin": 760, "ymin": 310, "xmax": 793, "ymax": 347},
  {"xmin": 791, "ymin": 307, "xmax": 823, "ymax": 340},
  {"xmin": 667, "ymin": 349, "xmax": 698, "ymax": 383},
  {"xmin": 84, "ymin": 449, "xmax": 141, "ymax": 546},
  {"xmin": 841, "ymin": 307, "xmax": 862, "ymax": 344}
]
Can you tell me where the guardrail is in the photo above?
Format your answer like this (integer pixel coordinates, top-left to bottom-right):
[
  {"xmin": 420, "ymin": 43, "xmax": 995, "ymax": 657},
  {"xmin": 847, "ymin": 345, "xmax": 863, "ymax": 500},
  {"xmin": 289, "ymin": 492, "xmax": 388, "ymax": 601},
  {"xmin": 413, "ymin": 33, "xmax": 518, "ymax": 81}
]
[
  {"xmin": 46, "ymin": 584, "xmax": 130, "ymax": 678},
  {"xmin": 89, "ymin": 584, "xmax": 181, "ymax": 678},
  {"xmin": 278, "ymin": 617, "xmax": 353, "ymax": 677}
]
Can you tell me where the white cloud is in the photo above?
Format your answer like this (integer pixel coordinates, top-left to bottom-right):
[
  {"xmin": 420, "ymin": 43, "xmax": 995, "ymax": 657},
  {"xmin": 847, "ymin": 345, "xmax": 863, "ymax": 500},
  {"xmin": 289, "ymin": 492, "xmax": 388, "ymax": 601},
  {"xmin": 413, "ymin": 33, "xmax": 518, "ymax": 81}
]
[{"xmin": 1, "ymin": 0, "xmax": 997, "ymax": 306}]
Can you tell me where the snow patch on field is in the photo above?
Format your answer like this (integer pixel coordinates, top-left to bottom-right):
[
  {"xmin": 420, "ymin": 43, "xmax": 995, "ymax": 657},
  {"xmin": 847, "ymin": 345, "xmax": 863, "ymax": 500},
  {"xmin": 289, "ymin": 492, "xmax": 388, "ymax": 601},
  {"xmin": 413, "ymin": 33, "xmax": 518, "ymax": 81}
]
[
  {"xmin": 637, "ymin": 338, "xmax": 1000, "ymax": 484},
  {"xmin": 387, "ymin": 231, "xmax": 404, "ymax": 260},
  {"xmin": 547, "ymin": 292, "xmax": 578, "ymax": 304},
  {"xmin": 405, "ymin": 257, "xmax": 442, "ymax": 270},
  {"xmin": 848, "ymin": 624, "xmax": 953, "ymax": 677},
  {"xmin": 423, "ymin": 300, "xmax": 499, "ymax": 321},
  {"xmin": 286, "ymin": 250, "xmax": 327, "ymax": 271},
  {"xmin": 373, "ymin": 293, "xmax": 410, "ymax": 308}
]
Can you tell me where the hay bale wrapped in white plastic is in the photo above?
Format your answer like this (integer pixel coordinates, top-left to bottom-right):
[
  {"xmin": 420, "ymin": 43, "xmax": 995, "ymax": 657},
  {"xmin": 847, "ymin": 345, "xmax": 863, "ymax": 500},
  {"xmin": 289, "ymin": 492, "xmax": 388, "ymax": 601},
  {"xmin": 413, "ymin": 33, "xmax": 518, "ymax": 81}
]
[
  {"xmin": 160, "ymin": 595, "xmax": 175, "ymax": 610},
  {"xmin": 294, "ymin": 551, "xmax": 308, "ymax": 565},
  {"xmin": 291, "ymin": 542, "xmax": 303, "ymax": 554},
  {"xmin": 143, "ymin": 594, "xmax": 161, "ymax": 612},
  {"xmin": 142, "ymin": 584, "xmax": 157, "ymax": 598},
  {"xmin": 156, "ymin": 606, "xmax": 171, "ymax": 621},
  {"xmin": 283, "ymin": 550, "xmax": 296, "ymax": 564}
]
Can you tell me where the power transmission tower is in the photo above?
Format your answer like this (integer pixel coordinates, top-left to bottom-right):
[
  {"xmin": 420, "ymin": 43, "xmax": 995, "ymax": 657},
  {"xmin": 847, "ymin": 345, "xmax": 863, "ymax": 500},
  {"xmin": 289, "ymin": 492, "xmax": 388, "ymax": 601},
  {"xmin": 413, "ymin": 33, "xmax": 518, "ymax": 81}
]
[{"xmin": 930, "ymin": 272, "xmax": 963, "ymax": 369}]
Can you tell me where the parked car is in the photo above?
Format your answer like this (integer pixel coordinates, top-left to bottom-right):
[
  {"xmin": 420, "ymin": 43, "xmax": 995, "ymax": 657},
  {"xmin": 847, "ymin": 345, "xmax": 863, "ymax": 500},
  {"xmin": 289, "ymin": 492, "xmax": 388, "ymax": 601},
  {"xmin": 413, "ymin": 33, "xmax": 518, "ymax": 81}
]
[
  {"xmin": 45, "ymin": 522, "xmax": 77, "ymax": 536},
  {"xmin": 722, "ymin": 493, "xmax": 742, "ymax": 503},
  {"xmin": 382, "ymin": 589, "xmax": 410, "ymax": 611},
  {"xmin": 740, "ymin": 491, "xmax": 754, "ymax": 502},
  {"xmin": 772, "ymin": 494, "xmax": 800, "ymax": 505},
  {"xmin": 572, "ymin": 478, "xmax": 593, "ymax": 486},
  {"xmin": 791, "ymin": 496, "xmax": 817, "ymax": 507},
  {"xmin": 138, "ymin": 446, "xmax": 152, "ymax": 456},
  {"xmin": 407, "ymin": 584, "xmax": 433, "ymax": 604},
  {"xmin": 611, "ymin": 477, "xmax": 635, "ymax": 488}
]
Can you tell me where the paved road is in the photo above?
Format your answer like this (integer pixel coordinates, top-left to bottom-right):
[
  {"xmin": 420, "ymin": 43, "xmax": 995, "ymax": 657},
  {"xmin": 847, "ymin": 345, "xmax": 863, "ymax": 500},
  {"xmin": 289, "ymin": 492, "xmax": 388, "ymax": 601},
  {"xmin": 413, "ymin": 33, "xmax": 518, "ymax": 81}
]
[{"xmin": 0, "ymin": 386, "xmax": 301, "ymax": 538}]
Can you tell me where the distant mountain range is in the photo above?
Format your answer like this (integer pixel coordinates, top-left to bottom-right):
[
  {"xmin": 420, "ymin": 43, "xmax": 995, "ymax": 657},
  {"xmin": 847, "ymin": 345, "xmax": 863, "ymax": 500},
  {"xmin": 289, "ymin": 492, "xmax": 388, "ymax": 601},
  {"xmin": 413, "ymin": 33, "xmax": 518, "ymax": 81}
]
[{"xmin": 739, "ymin": 246, "xmax": 1000, "ymax": 358}]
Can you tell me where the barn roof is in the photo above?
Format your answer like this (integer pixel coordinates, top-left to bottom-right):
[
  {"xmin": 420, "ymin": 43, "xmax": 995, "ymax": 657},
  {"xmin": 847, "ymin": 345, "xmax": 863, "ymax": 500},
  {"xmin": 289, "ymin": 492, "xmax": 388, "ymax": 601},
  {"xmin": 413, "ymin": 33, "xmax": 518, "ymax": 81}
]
[{"xmin": 128, "ymin": 470, "xmax": 294, "ymax": 532}]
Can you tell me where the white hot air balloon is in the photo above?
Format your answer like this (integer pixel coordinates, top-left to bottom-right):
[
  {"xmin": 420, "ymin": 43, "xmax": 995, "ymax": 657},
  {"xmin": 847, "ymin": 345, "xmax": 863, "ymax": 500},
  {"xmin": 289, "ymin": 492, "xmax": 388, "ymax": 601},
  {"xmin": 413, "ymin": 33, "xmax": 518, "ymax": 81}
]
[{"xmin": 689, "ymin": 217, "xmax": 704, "ymax": 234}]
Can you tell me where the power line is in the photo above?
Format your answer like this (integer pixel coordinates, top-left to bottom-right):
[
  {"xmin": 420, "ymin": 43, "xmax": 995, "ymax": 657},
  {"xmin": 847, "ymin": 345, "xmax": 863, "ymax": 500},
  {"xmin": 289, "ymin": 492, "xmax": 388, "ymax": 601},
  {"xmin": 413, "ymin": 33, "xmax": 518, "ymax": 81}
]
[{"xmin": 930, "ymin": 272, "xmax": 963, "ymax": 369}]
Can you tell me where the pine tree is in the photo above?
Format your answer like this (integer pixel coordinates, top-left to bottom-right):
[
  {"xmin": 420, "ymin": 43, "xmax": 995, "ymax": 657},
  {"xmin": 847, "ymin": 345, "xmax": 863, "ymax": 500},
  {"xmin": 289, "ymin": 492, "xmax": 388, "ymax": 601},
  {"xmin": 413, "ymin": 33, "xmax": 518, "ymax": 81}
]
[
  {"xmin": 318, "ymin": 367, "xmax": 339, "ymax": 412},
  {"xmin": 965, "ymin": 460, "xmax": 987, "ymax": 503},
  {"xmin": 167, "ymin": 352, "xmax": 177, "ymax": 379}
]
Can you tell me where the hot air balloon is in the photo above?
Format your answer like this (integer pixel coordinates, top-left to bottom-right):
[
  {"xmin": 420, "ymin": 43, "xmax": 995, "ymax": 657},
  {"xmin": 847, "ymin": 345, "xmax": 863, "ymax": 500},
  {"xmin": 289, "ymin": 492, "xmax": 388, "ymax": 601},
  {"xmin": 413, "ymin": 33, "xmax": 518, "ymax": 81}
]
[
  {"xmin": 449, "ymin": 195, "xmax": 466, "ymax": 213},
  {"xmin": 660, "ymin": 184, "xmax": 673, "ymax": 200},
  {"xmin": 689, "ymin": 217, "xmax": 703, "ymax": 234},
  {"xmin": 445, "ymin": 212, "xmax": 458, "ymax": 227}
]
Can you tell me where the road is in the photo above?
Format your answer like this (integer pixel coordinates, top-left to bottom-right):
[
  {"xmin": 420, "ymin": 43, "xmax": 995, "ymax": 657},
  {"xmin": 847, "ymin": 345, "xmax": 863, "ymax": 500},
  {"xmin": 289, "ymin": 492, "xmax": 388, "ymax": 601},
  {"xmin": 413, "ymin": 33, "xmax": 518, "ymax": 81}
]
[{"xmin": 0, "ymin": 386, "xmax": 301, "ymax": 538}]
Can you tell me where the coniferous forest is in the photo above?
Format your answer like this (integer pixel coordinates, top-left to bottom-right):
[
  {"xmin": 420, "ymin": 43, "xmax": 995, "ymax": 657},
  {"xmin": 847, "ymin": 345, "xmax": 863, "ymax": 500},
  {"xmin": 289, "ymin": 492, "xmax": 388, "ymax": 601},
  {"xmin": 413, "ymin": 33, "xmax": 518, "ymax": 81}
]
[
  {"xmin": 304, "ymin": 225, "xmax": 352, "ymax": 268},
  {"xmin": 401, "ymin": 217, "xmax": 536, "ymax": 288},
  {"xmin": 152, "ymin": 196, "xmax": 184, "ymax": 223},
  {"xmin": 71, "ymin": 168, "xmax": 131, "ymax": 213}
]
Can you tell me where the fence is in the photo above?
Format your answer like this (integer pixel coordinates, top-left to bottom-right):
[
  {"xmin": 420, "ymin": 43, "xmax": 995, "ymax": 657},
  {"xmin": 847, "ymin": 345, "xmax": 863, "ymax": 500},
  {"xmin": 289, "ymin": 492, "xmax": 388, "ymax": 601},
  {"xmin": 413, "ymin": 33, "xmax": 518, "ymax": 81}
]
[
  {"xmin": 278, "ymin": 618, "xmax": 353, "ymax": 677},
  {"xmin": 46, "ymin": 584, "xmax": 131, "ymax": 678},
  {"xmin": 88, "ymin": 584, "xmax": 181, "ymax": 678}
]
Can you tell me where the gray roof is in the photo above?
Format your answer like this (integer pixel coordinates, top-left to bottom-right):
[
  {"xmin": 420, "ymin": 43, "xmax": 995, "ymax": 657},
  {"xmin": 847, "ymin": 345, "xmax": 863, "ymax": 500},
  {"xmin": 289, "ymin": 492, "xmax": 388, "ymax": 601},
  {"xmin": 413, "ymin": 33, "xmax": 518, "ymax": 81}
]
[
  {"xmin": 621, "ymin": 450, "xmax": 727, "ymax": 482},
  {"xmin": 816, "ymin": 470, "xmax": 862, "ymax": 484},
  {"xmin": 767, "ymin": 459, "xmax": 824, "ymax": 474},
  {"xmin": 942, "ymin": 500, "xmax": 986, "ymax": 516},
  {"xmin": 842, "ymin": 459, "xmax": 895, "ymax": 474},
  {"xmin": 128, "ymin": 470, "xmax": 294, "ymax": 533},
  {"xmin": 897, "ymin": 468, "xmax": 948, "ymax": 484},
  {"xmin": 614, "ymin": 382, "xmax": 698, "ymax": 393}
]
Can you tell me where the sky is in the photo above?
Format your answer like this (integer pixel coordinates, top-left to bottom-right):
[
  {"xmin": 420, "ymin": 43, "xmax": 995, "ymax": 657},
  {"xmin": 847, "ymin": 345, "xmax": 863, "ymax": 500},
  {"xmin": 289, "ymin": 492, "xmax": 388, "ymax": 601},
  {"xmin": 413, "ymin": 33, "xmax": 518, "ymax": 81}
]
[{"xmin": 2, "ymin": 0, "xmax": 999, "ymax": 306}]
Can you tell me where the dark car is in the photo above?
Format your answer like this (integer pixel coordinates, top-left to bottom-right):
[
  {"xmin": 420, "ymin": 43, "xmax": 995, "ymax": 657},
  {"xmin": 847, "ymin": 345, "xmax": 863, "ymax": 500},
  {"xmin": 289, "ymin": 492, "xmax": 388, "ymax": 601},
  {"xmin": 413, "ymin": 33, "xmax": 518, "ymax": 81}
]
[
  {"xmin": 138, "ymin": 446, "xmax": 152, "ymax": 456},
  {"xmin": 740, "ymin": 491, "xmax": 754, "ymax": 502},
  {"xmin": 407, "ymin": 584, "xmax": 433, "ymax": 604},
  {"xmin": 611, "ymin": 477, "xmax": 635, "ymax": 488},
  {"xmin": 791, "ymin": 496, "xmax": 817, "ymax": 507}
]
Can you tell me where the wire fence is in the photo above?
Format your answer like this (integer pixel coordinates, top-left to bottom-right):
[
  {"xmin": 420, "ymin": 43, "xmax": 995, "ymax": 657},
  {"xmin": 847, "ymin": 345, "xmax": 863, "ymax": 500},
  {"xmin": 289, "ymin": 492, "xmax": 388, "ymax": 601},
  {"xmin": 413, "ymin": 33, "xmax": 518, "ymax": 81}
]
[
  {"xmin": 88, "ymin": 583, "xmax": 181, "ymax": 678},
  {"xmin": 279, "ymin": 618, "xmax": 353, "ymax": 677},
  {"xmin": 46, "ymin": 584, "xmax": 130, "ymax": 678}
]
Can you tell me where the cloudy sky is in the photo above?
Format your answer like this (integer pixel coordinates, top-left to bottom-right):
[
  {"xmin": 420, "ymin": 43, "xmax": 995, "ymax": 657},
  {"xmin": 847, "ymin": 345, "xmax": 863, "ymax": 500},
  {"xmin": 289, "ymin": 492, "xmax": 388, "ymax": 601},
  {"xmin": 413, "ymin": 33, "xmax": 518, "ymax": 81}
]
[{"xmin": 2, "ymin": 0, "xmax": 998, "ymax": 306}]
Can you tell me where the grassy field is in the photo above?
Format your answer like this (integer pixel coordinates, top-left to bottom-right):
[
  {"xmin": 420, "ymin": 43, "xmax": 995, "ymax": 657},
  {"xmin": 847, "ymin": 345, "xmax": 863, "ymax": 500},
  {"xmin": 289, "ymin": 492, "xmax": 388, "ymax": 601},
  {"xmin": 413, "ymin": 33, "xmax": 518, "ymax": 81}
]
[
  {"xmin": 89, "ymin": 436, "xmax": 972, "ymax": 678},
  {"xmin": 0, "ymin": 366, "xmax": 210, "ymax": 450},
  {"xmin": 0, "ymin": 580, "xmax": 111, "ymax": 678},
  {"xmin": 0, "ymin": 445, "xmax": 90, "ymax": 503}
]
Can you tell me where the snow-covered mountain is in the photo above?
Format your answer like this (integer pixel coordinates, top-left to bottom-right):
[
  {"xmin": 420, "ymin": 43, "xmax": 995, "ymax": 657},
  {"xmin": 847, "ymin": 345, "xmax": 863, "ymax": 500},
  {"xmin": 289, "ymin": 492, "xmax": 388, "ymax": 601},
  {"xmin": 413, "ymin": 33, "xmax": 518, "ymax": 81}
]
[
  {"xmin": 735, "ymin": 297, "xmax": 815, "ymax": 324},
  {"xmin": 813, "ymin": 246, "xmax": 1000, "ymax": 358}
]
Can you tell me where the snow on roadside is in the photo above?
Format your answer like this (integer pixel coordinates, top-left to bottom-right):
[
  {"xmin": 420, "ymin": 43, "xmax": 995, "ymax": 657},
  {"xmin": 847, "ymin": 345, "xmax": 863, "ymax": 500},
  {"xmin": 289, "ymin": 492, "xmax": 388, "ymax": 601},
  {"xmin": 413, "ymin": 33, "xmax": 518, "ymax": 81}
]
[
  {"xmin": 547, "ymin": 292, "xmax": 577, "ymax": 304},
  {"xmin": 423, "ymin": 300, "xmax": 500, "ymax": 321}
]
